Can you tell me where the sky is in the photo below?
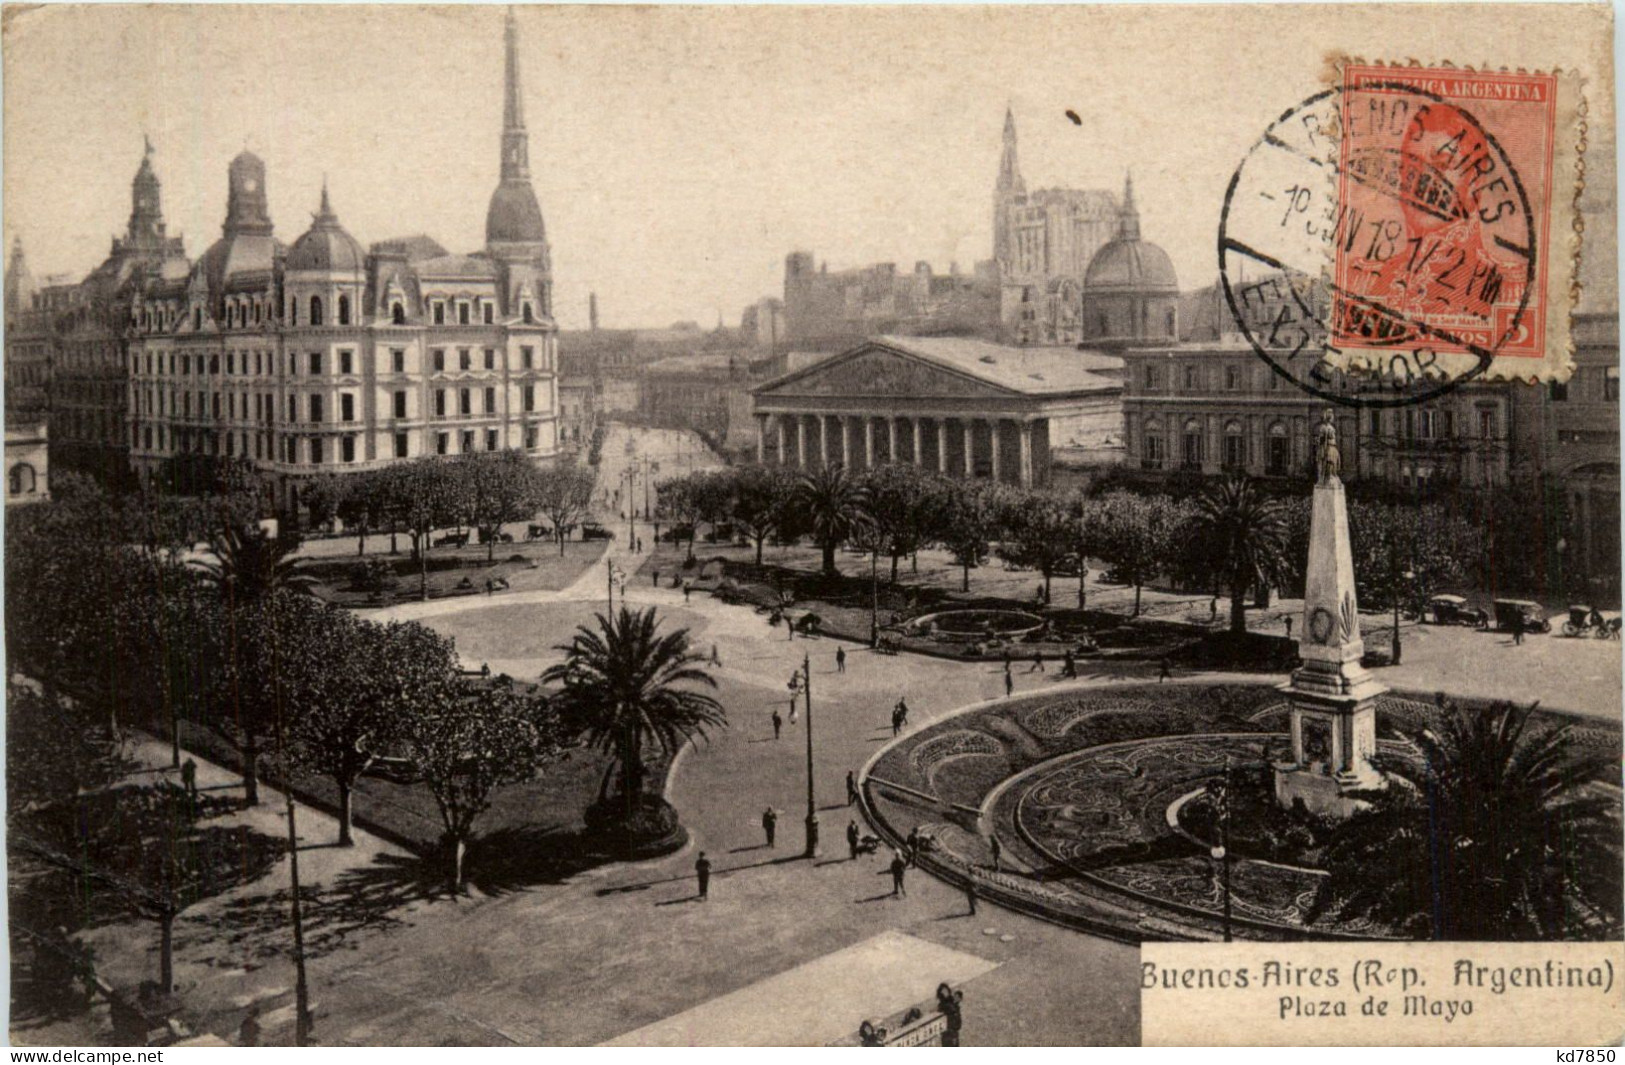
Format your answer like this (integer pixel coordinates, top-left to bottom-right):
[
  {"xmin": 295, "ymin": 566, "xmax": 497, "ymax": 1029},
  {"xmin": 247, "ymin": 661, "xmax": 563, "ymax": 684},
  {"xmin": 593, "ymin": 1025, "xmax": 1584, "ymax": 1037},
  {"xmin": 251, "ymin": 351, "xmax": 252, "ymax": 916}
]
[{"xmin": 3, "ymin": 4, "xmax": 1615, "ymax": 331}]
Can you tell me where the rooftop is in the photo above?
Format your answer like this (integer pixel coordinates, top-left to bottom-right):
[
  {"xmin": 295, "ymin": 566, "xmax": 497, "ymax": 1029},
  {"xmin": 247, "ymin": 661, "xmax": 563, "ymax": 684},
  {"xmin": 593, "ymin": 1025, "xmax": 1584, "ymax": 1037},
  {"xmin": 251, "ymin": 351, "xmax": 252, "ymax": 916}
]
[{"xmin": 869, "ymin": 335, "xmax": 1123, "ymax": 395}]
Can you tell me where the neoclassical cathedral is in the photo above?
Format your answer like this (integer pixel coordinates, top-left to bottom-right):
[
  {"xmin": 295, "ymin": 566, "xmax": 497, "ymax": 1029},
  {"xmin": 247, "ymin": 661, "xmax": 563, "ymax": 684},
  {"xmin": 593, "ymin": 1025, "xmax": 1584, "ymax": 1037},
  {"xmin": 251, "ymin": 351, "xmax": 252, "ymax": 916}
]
[
  {"xmin": 994, "ymin": 109, "xmax": 1179, "ymax": 348},
  {"xmin": 12, "ymin": 10, "xmax": 563, "ymax": 516}
]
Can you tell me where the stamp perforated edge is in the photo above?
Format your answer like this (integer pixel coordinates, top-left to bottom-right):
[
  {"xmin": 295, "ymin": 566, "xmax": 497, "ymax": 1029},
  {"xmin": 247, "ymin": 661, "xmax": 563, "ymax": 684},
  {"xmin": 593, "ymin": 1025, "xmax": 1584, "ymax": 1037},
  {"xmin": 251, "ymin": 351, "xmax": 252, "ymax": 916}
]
[{"xmin": 1319, "ymin": 56, "xmax": 1585, "ymax": 385}]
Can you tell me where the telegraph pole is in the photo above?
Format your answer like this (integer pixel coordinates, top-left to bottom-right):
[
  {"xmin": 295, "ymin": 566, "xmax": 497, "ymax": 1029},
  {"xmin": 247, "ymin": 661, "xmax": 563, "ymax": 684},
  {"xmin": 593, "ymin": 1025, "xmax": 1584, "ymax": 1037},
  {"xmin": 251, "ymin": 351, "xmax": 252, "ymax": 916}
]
[{"xmin": 802, "ymin": 652, "xmax": 819, "ymax": 857}]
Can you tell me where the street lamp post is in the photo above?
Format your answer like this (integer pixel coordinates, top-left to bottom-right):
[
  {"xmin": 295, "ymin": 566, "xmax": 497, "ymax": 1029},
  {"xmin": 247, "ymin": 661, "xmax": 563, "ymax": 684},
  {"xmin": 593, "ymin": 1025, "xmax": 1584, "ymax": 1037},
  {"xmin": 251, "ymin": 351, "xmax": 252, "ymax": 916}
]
[
  {"xmin": 801, "ymin": 653, "xmax": 819, "ymax": 858},
  {"xmin": 1390, "ymin": 543, "xmax": 1414, "ymax": 666},
  {"xmin": 607, "ymin": 560, "xmax": 623, "ymax": 613}
]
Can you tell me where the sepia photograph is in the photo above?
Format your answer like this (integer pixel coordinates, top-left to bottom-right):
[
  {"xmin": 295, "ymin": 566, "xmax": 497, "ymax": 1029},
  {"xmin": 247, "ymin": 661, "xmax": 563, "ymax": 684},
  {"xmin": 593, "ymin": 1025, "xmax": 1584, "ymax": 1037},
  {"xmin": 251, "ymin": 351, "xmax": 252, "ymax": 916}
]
[{"xmin": 1, "ymin": 2, "xmax": 1620, "ymax": 1048}]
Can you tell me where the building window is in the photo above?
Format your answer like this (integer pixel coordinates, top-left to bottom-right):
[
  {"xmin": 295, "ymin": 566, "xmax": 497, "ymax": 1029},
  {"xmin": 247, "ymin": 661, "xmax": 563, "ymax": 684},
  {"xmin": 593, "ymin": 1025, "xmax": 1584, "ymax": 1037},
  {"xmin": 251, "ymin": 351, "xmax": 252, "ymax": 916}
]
[
  {"xmin": 226, "ymin": 352, "xmax": 235, "ymax": 375},
  {"xmin": 522, "ymin": 303, "xmax": 534, "ymax": 324},
  {"xmin": 1369, "ymin": 409, "xmax": 1382, "ymax": 435},
  {"xmin": 183, "ymin": 354, "xmax": 191, "ymax": 376},
  {"xmin": 1607, "ymin": 367, "xmax": 1620, "ymax": 401},
  {"xmin": 486, "ymin": 429, "xmax": 498, "ymax": 451},
  {"xmin": 1182, "ymin": 420, "xmax": 1204, "ymax": 469},
  {"xmin": 523, "ymin": 384, "xmax": 535, "ymax": 412},
  {"xmin": 392, "ymin": 348, "xmax": 405, "ymax": 373},
  {"xmin": 340, "ymin": 350, "xmax": 353, "ymax": 375},
  {"xmin": 524, "ymin": 426, "xmax": 538, "ymax": 449},
  {"xmin": 394, "ymin": 432, "xmax": 409, "ymax": 458},
  {"xmin": 1223, "ymin": 423, "xmax": 1246, "ymax": 470},
  {"xmin": 1549, "ymin": 380, "xmax": 1569, "ymax": 402},
  {"xmin": 436, "ymin": 431, "xmax": 449, "ymax": 455},
  {"xmin": 310, "ymin": 437, "xmax": 324, "ymax": 464},
  {"xmin": 521, "ymin": 346, "xmax": 534, "ymax": 369},
  {"xmin": 288, "ymin": 396, "xmax": 297, "ymax": 421},
  {"xmin": 435, "ymin": 389, "xmax": 446, "ymax": 418},
  {"xmin": 338, "ymin": 295, "xmax": 350, "ymax": 326},
  {"xmin": 9, "ymin": 463, "xmax": 36, "ymax": 496},
  {"xmin": 341, "ymin": 394, "xmax": 355, "ymax": 422},
  {"xmin": 1142, "ymin": 431, "xmax": 1164, "ymax": 470},
  {"xmin": 394, "ymin": 391, "xmax": 407, "ymax": 418},
  {"xmin": 1419, "ymin": 410, "xmax": 1437, "ymax": 440},
  {"xmin": 433, "ymin": 302, "xmax": 445, "ymax": 325},
  {"xmin": 310, "ymin": 352, "xmax": 322, "ymax": 375},
  {"xmin": 392, "ymin": 302, "xmax": 406, "ymax": 325},
  {"xmin": 285, "ymin": 438, "xmax": 296, "ymax": 463},
  {"xmin": 483, "ymin": 304, "xmax": 494, "ymax": 324},
  {"xmin": 1142, "ymin": 364, "xmax": 1160, "ymax": 390},
  {"xmin": 458, "ymin": 303, "xmax": 470, "ymax": 326},
  {"xmin": 310, "ymin": 395, "xmax": 324, "ymax": 422},
  {"xmin": 459, "ymin": 388, "xmax": 471, "ymax": 416},
  {"xmin": 342, "ymin": 435, "xmax": 356, "ymax": 463},
  {"xmin": 1183, "ymin": 364, "xmax": 1199, "ymax": 391},
  {"xmin": 310, "ymin": 296, "xmax": 324, "ymax": 326},
  {"xmin": 459, "ymin": 348, "xmax": 471, "ymax": 371},
  {"xmin": 461, "ymin": 430, "xmax": 474, "ymax": 453},
  {"xmin": 432, "ymin": 349, "xmax": 445, "ymax": 372},
  {"xmin": 1267, "ymin": 424, "xmax": 1289, "ymax": 476},
  {"xmin": 1225, "ymin": 365, "xmax": 1241, "ymax": 391},
  {"xmin": 484, "ymin": 387, "xmax": 496, "ymax": 413},
  {"xmin": 484, "ymin": 348, "xmax": 496, "ymax": 370}
]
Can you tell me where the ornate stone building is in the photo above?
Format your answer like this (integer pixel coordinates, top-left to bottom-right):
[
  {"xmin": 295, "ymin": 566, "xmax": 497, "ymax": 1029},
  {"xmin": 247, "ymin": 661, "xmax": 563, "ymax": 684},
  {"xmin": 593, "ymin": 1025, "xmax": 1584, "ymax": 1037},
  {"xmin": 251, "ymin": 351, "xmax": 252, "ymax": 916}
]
[{"xmin": 109, "ymin": 10, "xmax": 563, "ymax": 515}]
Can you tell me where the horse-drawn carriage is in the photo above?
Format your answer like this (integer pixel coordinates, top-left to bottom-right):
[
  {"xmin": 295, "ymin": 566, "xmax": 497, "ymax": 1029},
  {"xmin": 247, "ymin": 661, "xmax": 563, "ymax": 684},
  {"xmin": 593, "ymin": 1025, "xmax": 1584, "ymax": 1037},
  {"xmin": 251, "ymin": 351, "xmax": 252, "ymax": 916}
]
[{"xmin": 1562, "ymin": 604, "xmax": 1623, "ymax": 639}]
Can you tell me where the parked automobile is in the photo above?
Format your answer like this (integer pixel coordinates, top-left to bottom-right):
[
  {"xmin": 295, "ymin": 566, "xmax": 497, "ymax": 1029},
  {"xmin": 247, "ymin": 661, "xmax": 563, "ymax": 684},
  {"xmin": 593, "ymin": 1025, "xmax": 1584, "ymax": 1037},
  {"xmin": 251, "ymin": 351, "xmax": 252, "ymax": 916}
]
[
  {"xmin": 660, "ymin": 524, "xmax": 695, "ymax": 543},
  {"xmin": 1426, "ymin": 594, "xmax": 1487, "ymax": 627},
  {"xmin": 580, "ymin": 523, "xmax": 614, "ymax": 541},
  {"xmin": 477, "ymin": 528, "xmax": 514, "ymax": 545},
  {"xmin": 526, "ymin": 523, "xmax": 553, "ymax": 541},
  {"xmin": 433, "ymin": 530, "xmax": 469, "ymax": 548},
  {"xmin": 1490, "ymin": 598, "xmax": 1551, "ymax": 634}
]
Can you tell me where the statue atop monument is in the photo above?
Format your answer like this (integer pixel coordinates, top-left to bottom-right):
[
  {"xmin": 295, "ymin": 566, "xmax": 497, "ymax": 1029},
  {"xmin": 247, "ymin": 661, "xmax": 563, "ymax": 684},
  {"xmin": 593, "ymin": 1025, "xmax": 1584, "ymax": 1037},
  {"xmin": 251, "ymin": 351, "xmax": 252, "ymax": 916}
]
[{"xmin": 1314, "ymin": 408, "xmax": 1341, "ymax": 483}]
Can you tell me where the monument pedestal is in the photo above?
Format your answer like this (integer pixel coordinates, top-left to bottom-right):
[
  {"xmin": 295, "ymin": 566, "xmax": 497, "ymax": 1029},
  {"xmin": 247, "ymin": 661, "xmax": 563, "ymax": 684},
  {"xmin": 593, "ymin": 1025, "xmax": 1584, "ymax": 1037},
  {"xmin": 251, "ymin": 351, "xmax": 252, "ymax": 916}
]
[{"xmin": 1273, "ymin": 465, "xmax": 1387, "ymax": 820}]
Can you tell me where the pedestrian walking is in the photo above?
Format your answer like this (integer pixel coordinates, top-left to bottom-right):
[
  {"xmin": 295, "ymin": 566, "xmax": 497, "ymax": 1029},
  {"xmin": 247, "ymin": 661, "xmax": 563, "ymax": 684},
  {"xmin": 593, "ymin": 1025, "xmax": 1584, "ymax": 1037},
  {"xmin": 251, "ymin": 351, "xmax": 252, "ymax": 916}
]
[
  {"xmin": 1158, "ymin": 656, "xmax": 1172, "ymax": 682},
  {"xmin": 1284, "ymin": 615, "xmax": 1294, "ymax": 640},
  {"xmin": 1512, "ymin": 611, "xmax": 1525, "ymax": 646},
  {"xmin": 906, "ymin": 827, "xmax": 921, "ymax": 866},
  {"xmin": 965, "ymin": 881, "xmax": 978, "ymax": 916},
  {"xmin": 990, "ymin": 834, "xmax": 1002, "ymax": 873},
  {"xmin": 683, "ymin": 580, "xmax": 692, "ymax": 604},
  {"xmin": 1030, "ymin": 651, "xmax": 1045, "ymax": 673},
  {"xmin": 938, "ymin": 985, "xmax": 965, "ymax": 1047},
  {"xmin": 836, "ymin": 646, "xmax": 846, "ymax": 673},
  {"xmin": 637, "ymin": 537, "xmax": 644, "ymax": 553},
  {"xmin": 1004, "ymin": 670, "xmax": 1014, "ymax": 698},
  {"xmin": 847, "ymin": 819, "xmax": 861, "ymax": 860},
  {"xmin": 653, "ymin": 568, "xmax": 661, "ymax": 586},
  {"xmin": 695, "ymin": 852, "xmax": 712, "ymax": 899},
  {"xmin": 181, "ymin": 757, "xmax": 198, "ymax": 802},
  {"xmin": 890, "ymin": 853, "xmax": 907, "ymax": 897},
  {"xmin": 762, "ymin": 807, "xmax": 778, "ymax": 848},
  {"xmin": 771, "ymin": 709, "xmax": 783, "ymax": 740},
  {"xmin": 895, "ymin": 697, "xmax": 909, "ymax": 727},
  {"xmin": 1062, "ymin": 649, "xmax": 1077, "ymax": 678},
  {"xmin": 846, "ymin": 770, "xmax": 859, "ymax": 806},
  {"xmin": 710, "ymin": 643, "xmax": 721, "ymax": 667},
  {"xmin": 485, "ymin": 577, "xmax": 495, "ymax": 596},
  {"xmin": 891, "ymin": 707, "xmax": 902, "ymax": 736},
  {"xmin": 1210, "ymin": 596, "xmax": 1219, "ymax": 622},
  {"xmin": 1002, "ymin": 647, "xmax": 1012, "ymax": 673}
]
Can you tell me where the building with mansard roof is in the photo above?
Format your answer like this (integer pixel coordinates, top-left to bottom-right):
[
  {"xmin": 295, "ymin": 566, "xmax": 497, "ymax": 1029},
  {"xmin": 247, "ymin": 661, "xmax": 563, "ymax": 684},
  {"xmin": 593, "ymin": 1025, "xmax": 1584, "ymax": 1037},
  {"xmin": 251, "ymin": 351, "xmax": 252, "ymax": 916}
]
[{"xmin": 52, "ymin": 9, "xmax": 569, "ymax": 517}]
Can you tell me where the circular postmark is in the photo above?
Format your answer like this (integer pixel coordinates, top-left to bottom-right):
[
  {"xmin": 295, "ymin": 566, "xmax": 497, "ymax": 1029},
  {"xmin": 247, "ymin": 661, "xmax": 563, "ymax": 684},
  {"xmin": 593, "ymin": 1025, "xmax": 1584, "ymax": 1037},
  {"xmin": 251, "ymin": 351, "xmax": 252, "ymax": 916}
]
[{"xmin": 1218, "ymin": 83, "xmax": 1537, "ymax": 408}]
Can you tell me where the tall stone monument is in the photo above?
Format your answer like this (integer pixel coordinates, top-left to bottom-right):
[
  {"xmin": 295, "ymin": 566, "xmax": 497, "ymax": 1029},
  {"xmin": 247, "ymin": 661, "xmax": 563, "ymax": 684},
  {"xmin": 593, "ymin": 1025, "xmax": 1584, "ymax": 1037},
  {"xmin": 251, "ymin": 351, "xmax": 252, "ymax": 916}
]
[{"xmin": 1273, "ymin": 409, "xmax": 1387, "ymax": 818}]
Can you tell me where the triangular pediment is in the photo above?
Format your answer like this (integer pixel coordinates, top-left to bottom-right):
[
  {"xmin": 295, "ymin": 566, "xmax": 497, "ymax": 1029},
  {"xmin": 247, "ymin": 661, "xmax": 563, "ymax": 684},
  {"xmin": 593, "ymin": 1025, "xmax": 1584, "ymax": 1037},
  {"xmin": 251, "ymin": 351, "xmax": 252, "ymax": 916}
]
[{"xmin": 755, "ymin": 342, "xmax": 1017, "ymax": 400}]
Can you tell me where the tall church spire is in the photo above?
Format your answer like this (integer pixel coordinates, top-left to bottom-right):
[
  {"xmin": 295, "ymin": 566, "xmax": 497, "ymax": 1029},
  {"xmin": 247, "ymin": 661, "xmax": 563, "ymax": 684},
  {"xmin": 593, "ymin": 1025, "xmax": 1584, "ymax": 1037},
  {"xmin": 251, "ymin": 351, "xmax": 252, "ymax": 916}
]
[
  {"xmin": 486, "ymin": 7, "xmax": 547, "ymax": 248},
  {"xmin": 1118, "ymin": 169, "xmax": 1140, "ymax": 242},
  {"xmin": 996, "ymin": 106, "xmax": 1025, "ymax": 197},
  {"xmin": 127, "ymin": 136, "xmax": 166, "ymax": 245},
  {"xmin": 500, "ymin": 6, "xmax": 529, "ymax": 181}
]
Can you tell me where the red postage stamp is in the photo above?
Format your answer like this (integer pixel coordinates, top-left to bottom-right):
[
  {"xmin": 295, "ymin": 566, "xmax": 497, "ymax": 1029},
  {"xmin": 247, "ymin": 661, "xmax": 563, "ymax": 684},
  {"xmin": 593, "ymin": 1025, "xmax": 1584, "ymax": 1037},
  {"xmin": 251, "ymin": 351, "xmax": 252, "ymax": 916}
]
[{"xmin": 1327, "ymin": 61, "xmax": 1584, "ymax": 383}]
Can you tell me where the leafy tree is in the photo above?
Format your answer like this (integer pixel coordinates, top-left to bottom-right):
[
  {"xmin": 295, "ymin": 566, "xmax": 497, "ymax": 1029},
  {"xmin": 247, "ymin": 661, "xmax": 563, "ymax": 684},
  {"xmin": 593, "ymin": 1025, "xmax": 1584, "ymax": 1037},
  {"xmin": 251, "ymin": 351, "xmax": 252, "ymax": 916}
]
[
  {"xmin": 380, "ymin": 458, "xmax": 471, "ymax": 598},
  {"xmin": 5, "ymin": 684, "xmax": 118, "ymax": 815},
  {"xmin": 1190, "ymin": 474, "xmax": 1291, "ymax": 634},
  {"xmin": 534, "ymin": 465, "xmax": 596, "ymax": 556},
  {"xmin": 730, "ymin": 466, "xmax": 795, "ymax": 566},
  {"xmin": 1067, "ymin": 493, "xmax": 1102, "ymax": 608},
  {"xmin": 654, "ymin": 474, "xmax": 706, "ymax": 560},
  {"xmin": 936, "ymin": 481, "xmax": 1002, "ymax": 592},
  {"xmin": 399, "ymin": 682, "xmax": 567, "ymax": 891},
  {"xmin": 863, "ymin": 465, "xmax": 947, "ymax": 583},
  {"xmin": 1349, "ymin": 499, "xmax": 1484, "ymax": 614},
  {"xmin": 1094, "ymin": 491, "xmax": 1191, "ymax": 617},
  {"xmin": 542, "ymin": 607, "xmax": 726, "ymax": 847},
  {"xmin": 1310, "ymin": 700, "xmax": 1621, "ymax": 940},
  {"xmin": 292, "ymin": 617, "xmax": 461, "ymax": 846},
  {"xmin": 461, "ymin": 450, "xmax": 545, "ymax": 561},
  {"xmin": 794, "ymin": 464, "xmax": 871, "ymax": 577},
  {"xmin": 995, "ymin": 489, "xmax": 1075, "ymax": 604},
  {"xmin": 302, "ymin": 474, "xmax": 348, "ymax": 536}
]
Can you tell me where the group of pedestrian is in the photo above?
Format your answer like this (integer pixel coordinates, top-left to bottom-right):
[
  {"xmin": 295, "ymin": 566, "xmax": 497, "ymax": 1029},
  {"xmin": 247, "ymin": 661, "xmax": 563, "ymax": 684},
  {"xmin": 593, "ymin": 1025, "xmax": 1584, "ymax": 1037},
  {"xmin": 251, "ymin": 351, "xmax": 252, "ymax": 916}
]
[{"xmin": 890, "ymin": 697, "xmax": 910, "ymax": 735}]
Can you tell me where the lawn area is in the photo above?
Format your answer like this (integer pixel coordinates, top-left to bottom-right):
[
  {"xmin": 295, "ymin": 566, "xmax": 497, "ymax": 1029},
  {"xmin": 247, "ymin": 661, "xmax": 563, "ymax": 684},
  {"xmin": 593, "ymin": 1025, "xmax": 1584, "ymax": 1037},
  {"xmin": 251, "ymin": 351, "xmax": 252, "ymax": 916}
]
[{"xmin": 304, "ymin": 536, "xmax": 608, "ymax": 608}]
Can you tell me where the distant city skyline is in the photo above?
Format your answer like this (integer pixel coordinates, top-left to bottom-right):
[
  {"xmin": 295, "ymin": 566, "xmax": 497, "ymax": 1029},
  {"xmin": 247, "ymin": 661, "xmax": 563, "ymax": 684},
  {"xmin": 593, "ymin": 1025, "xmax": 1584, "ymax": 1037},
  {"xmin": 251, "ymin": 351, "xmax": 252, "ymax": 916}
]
[{"xmin": 4, "ymin": 5, "xmax": 1615, "ymax": 332}]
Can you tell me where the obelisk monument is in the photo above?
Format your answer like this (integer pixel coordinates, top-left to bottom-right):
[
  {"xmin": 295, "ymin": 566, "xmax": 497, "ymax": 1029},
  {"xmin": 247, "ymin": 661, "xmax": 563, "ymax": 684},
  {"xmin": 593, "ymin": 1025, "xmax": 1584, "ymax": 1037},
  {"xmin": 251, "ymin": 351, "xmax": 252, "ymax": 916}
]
[{"xmin": 1274, "ymin": 409, "xmax": 1387, "ymax": 818}]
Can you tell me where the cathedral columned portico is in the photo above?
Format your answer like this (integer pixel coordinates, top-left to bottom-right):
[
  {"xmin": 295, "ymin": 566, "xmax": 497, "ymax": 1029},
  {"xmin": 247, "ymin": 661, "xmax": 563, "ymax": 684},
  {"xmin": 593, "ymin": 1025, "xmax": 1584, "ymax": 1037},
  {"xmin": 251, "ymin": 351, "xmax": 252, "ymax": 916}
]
[{"xmin": 750, "ymin": 336, "xmax": 1120, "ymax": 488}]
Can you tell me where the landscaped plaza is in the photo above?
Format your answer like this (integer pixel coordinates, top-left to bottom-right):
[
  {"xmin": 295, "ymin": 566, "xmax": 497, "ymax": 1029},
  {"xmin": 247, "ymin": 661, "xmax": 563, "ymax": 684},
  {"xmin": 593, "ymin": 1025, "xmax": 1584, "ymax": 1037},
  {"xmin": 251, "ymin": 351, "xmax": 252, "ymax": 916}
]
[{"xmin": 8, "ymin": 421, "xmax": 1621, "ymax": 1047}]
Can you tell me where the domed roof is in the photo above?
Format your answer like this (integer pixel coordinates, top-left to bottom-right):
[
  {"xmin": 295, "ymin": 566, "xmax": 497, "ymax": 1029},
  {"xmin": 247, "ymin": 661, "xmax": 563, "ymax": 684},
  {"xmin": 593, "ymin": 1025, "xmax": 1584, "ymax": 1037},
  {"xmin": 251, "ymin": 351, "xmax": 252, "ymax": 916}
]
[
  {"xmin": 1082, "ymin": 173, "xmax": 1177, "ymax": 294},
  {"xmin": 287, "ymin": 184, "xmax": 364, "ymax": 273},
  {"xmin": 485, "ymin": 180, "xmax": 546, "ymax": 246},
  {"xmin": 1084, "ymin": 237, "xmax": 1179, "ymax": 293}
]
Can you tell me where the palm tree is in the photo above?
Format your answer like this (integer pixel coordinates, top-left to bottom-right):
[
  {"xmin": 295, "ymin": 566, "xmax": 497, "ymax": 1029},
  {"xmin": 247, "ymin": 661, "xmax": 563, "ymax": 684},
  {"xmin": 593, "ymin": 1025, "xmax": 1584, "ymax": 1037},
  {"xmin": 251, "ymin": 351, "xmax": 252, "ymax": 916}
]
[
  {"xmin": 542, "ymin": 606, "xmax": 726, "ymax": 847},
  {"xmin": 191, "ymin": 523, "xmax": 316, "ymax": 606},
  {"xmin": 1191, "ymin": 474, "xmax": 1288, "ymax": 635},
  {"xmin": 794, "ymin": 464, "xmax": 871, "ymax": 577},
  {"xmin": 1309, "ymin": 699, "xmax": 1621, "ymax": 940}
]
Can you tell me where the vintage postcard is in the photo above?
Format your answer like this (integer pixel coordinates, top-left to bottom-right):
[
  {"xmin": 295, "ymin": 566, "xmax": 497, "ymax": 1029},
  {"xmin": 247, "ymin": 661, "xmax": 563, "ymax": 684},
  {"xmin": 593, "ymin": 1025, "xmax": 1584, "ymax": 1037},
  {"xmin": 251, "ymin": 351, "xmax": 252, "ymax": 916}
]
[{"xmin": 2, "ymin": 2, "xmax": 1619, "ymax": 1050}]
